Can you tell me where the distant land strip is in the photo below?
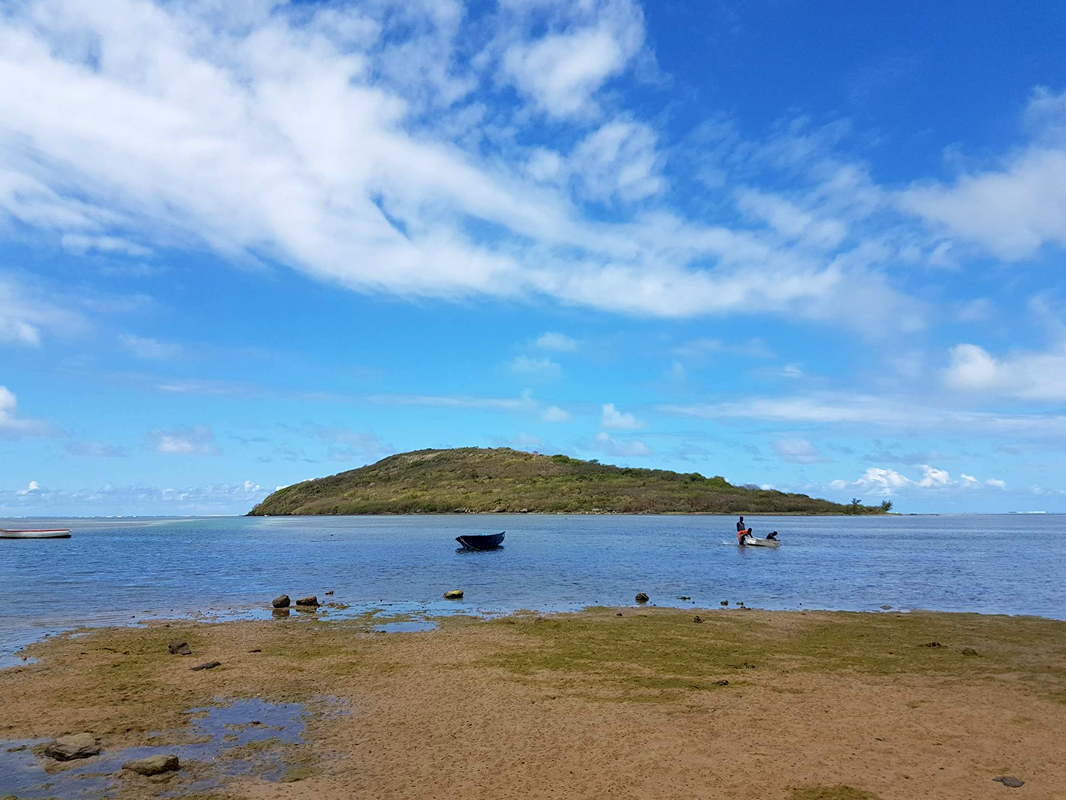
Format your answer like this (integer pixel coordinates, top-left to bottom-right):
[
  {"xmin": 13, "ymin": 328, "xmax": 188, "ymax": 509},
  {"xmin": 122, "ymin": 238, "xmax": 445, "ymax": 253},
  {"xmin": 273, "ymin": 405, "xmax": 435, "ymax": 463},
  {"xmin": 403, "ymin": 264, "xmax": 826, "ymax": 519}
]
[{"xmin": 248, "ymin": 447, "xmax": 890, "ymax": 516}]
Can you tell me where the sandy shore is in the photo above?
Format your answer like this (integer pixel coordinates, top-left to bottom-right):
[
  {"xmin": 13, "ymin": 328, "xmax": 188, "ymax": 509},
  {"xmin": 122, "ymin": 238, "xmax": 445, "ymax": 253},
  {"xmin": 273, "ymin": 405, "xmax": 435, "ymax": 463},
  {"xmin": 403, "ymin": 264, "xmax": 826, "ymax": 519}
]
[{"xmin": 2, "ymin": 607, "xmax": 1065, "ymax": 800}]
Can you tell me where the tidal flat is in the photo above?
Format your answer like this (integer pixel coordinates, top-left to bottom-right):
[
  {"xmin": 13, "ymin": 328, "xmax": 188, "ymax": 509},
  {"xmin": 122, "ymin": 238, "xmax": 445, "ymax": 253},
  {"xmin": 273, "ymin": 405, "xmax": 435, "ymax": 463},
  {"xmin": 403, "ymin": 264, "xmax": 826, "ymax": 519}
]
[{"xmin": 2, "ymin": 608, "xmax": 1065, "ymax": 800}]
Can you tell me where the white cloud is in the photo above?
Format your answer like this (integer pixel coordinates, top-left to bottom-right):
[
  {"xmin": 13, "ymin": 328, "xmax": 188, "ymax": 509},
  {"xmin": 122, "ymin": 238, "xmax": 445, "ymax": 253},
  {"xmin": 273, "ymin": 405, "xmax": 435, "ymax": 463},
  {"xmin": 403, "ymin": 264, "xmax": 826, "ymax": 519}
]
[
  {"xmin": 831, "ymin": 464, "xmax": 1004, "ymax": 496},
  {"xmin": 0, "ymin": 0, "xmax": 925, "ymax": 334},
  {"xmin": 672, "ymin": 338, "xmax": 723, "ymax": 358},
  {"xmin": 0, "ymin": 384, "xmax": 56, "ymax": 438},
  {"xmin": 899, "ymin": 88, "xmax": 1066, "ymax": 260},
  {"xmin": 0, "ymin": 478, "xmax": 269, "ymax": 515},
  {"xmin": 509, "ymin": 355, "xmax": 561, "ymax": 380},
  {"xmin": 66, "ymin": 440, "xmax": 127, "ymax": 457},
  {"xmin": 591, "ymin": 431, "xmax": 651, "ymax": 457},
  {"xmin": 759, "ymin": 363, "xmax": 805, "ymax": 380},
  {"xmin": 540, "ymin": 405, "xmax": 571, "ymax": 422},
  {"xmin": 364, "ymin": 391, "xmax": 536, "ymax": 413},
  {"xmin": 671, "ymin": 337, "xmax": 774, "ymax": 360},
  {"xmin": 955, "ymin": 298, "xmax": 995, "ymax": 323},
  {"xmin": 601, "ymin": 402, "xmax": 642, "ymax": 429},
  {"xmin": 772, "ymin": 437, "xmax": 828, "ymax": 465},
  {"xmin": 526, "ymin": 148, "xmax": 566, "ymax": 182},
  {"xmin": 525, "ymin": 118, "xmax": 666, "ymax": 204},
  {"xmin": 314, "ymin": 427, "xmax": 390, "ymax": 462},
  {"xmin": 831, "ymin": 467, "xmax": 912, "ymax": 496},
  {"xmin": 0, "ymin": 274, "xmax": 83, "ymax": 346},
  {"xmin": 61, "ymin": 232, "xmax": 152, "ymax": 257},
  {"xmin": 1032, "ymin": 485, "xmax": 1066, "ymax": 497},
  {"xmin": 571, "ymin": 119, "xmax": 665, "ymax": 203},
  {"xmin": 661, "ymin": 392, "xmax": 1066, "ymax": 439},
  {"xmin": 148, "ymin": 424, "xmax": 220, "ymax": 455},
  {"xmin": 943, "ymin": 343, "xmax": 1001, "ymax": 391},
  {"xmin": 944, "ymin": 342, "xmax": 1066, "ymax": 400},
  {"xmin": 499, "ymin": 0, "xmax": 646, "ymax": 119},
  {"xmin": 364, "ymin": 389, "xmax": 573, "ymax": 425},
  {"xmin": 534, "ymin": 331, "xmax": 578, "ymax": 352},
  {"xmin": 119, "ymin": 333, "xmax": 183, "ymax": 360},
  {"xmin": 735, "ymin": 187, "xmax": 847, "ymax": 249},
  {"xmin": 917, "ymin": 464, "xmax": 952, "ymax": 488}
]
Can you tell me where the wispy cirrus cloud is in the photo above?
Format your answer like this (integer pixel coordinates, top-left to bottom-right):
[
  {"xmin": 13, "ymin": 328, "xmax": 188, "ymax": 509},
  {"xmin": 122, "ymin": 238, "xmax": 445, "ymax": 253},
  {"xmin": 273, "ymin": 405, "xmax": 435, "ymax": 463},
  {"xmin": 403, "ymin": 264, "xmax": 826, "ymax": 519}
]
[
  {"xmin": 0, "ymin": 385, "xmax": 57, "ymax": 439},
  {"xmin": 148, "ymin": 424, "xmax": 221, "ymax": 456},
  {"xmin": 589, "ymin": 431, "xmax": 651, "ymax": 457},
  {"xmin": 898, "ymin": 87, "xmax": 1066, "ymax": 260},
  {"xmin": 0, "ymin": 479, "xmax": 268, "ymax": 515},
  {"xmin": 534, "ymin": 332, "xmax": 578, "ymax": 352},
  {"xmin": 0, "ymin": 0, "xmax": 931, "ymax": 335},
  {"xmin": 772, "ymin": 437, "xmax": 829, "ymax": 465},
  {"xmin": 671, "ymin": 337, "xmax": 774, "ymax": 360},
  {"xmin": 497, "ymin": 0, "xmax": 648, "ymax": 120},
  {"xmin": 119, "ymin": 334, "xmax": 184, "ymax": 361},
  {"xmin": 66, "ymin": 440, "xmax": 127, "ymax": 457},
  {"xmin": 509, "ymin": 355, "xmax": 562, "ymax": 380},
  {"xmin": 314, "ymin": 427, "xmax": 391, "ymax": 463},
  {"xmin": 364, "ymin": 391, "xmax": 536, "ymax": 413},
  {"xmin": 661, "ymin": 392, "xmax": 1066, "ymax": 439},
  {"xmin": 0, "ymin": 273, "xmax": 84, "ymax": 346}
]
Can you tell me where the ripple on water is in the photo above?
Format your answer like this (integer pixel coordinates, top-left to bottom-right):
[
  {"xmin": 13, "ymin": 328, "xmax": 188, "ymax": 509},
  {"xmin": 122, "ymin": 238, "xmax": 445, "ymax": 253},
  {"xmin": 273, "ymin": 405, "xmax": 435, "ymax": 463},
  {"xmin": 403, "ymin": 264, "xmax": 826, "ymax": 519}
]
[{"xmin": 0, "ymin": 698, "xmax": 310, "ymax": 799}]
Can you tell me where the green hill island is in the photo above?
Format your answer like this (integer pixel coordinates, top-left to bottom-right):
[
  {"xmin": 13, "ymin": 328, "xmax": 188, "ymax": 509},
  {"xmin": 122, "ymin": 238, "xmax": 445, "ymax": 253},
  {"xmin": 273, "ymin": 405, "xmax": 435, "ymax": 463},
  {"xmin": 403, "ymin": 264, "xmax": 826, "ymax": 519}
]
[{"xmin": 248, "ymin": 447, "xmax": 890, "ymax": 516}]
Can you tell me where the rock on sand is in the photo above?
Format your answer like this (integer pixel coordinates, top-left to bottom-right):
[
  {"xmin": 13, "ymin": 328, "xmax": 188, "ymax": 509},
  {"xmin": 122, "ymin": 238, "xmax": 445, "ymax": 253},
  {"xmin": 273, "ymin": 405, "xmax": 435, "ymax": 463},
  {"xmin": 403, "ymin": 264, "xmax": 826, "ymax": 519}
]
[
  {"xmin": 272, "ymin": 595, "xmax": 291, "ymax": 608},
  {"xmin": 167, "ymin": 640, "xmax": 191, "ymax": 655},
  {"xmin": 295, "ymin": 596, "xmax": 319, "ymax": 607},
  {"xmin": 44, "ymin": 733, "xmax": 100, "ymax": 761},
  {"xmin": 443, "ymin": 589, "xmax": 464, "ymax": 599},
  {"xmin": 635, "ymin": 592, "xmax": 649, "ymax": 603},
  {"xmin": 122, "ymin": 754, "xmax": 180, "ymax": 776},
  {"xmin": 994, "ymin": 776, "xmax": 1025, "ymax": 788}
]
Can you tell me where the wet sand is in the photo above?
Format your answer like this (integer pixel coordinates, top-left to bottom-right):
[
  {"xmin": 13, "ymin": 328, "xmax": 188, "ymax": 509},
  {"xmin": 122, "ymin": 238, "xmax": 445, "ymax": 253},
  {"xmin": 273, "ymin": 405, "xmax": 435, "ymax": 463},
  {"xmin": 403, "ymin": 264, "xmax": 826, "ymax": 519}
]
[{"xmin": 2, "ymin": 608, "xmax": 1065, "ymax": 800}]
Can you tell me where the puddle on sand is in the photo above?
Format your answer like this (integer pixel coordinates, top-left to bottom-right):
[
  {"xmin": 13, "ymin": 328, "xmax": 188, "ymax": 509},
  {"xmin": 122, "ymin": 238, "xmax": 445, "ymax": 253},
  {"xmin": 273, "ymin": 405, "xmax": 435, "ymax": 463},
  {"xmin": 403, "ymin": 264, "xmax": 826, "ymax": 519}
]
[{"xmin": 0, "ymin": 698, "xmax": 309, "ymax": 799}]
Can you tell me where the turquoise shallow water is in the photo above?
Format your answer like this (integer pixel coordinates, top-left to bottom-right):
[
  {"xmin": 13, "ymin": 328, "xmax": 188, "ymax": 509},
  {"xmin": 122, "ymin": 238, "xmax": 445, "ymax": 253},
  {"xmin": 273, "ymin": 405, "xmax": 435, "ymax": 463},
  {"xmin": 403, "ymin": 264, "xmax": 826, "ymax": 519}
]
[{"xmin": 2, "ymin": 513, "xmax": 1064, "ymax": 666}]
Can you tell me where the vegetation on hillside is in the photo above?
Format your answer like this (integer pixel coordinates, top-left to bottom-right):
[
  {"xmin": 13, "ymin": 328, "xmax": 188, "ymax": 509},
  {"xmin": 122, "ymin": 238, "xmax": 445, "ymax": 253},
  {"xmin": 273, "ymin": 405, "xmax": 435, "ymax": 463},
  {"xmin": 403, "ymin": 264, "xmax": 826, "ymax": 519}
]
[{"xmin": 248, "ymin": 447, "xmax": 890, "ymax": 516}]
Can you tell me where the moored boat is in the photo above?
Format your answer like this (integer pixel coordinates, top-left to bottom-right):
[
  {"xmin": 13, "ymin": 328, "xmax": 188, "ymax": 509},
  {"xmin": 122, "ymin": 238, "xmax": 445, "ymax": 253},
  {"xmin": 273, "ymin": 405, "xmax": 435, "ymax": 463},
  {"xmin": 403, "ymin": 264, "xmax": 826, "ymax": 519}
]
[
  {"xmin": 455, "ymin": 531, "xmax": 505, "ymax": 550},
  {"xmin": 0, "ymin": 528, "xmax": 72, "ymax": 539}
]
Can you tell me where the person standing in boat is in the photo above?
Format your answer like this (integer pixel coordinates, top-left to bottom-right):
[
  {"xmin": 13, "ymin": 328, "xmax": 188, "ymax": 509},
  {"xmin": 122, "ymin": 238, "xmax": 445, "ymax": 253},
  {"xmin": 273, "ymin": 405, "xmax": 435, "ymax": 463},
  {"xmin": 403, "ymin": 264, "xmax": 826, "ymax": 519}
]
[{"xmin": 736, "ymin": 516, "xmax": 753, "ymax": 544}]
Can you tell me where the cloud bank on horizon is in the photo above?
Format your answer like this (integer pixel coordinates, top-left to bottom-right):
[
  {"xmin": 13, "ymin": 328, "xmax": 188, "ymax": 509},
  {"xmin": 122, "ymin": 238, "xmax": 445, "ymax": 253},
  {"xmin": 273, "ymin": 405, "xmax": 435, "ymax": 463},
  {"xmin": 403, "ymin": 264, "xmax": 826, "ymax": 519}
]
[{"xmin": 1, "ymin": 0, "xmax": 1065, "ymax": 514}]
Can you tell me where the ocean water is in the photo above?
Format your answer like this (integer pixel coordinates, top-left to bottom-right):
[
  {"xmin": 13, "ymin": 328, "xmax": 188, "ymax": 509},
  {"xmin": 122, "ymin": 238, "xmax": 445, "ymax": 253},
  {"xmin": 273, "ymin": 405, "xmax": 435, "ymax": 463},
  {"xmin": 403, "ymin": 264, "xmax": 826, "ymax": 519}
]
[{"xmin": 2, "ymin": 514, "xmax": 1064, "ymax": 666}]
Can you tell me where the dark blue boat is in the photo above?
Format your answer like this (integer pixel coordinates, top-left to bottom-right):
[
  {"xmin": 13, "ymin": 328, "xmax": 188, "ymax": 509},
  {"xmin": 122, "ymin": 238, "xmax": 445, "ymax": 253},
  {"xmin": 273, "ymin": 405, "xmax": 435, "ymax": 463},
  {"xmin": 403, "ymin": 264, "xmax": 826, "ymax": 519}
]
[{"xmin": 455, "ymin": 531, "xmax": 505, "ymax": 550}]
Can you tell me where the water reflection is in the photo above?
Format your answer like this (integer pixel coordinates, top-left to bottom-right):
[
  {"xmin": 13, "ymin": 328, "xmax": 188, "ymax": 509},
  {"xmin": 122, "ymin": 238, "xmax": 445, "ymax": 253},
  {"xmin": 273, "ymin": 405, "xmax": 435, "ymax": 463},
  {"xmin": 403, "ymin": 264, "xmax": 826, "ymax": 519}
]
[{"xmin": 0, "ymin": 699, "xmax": 308, "ymax": 799}]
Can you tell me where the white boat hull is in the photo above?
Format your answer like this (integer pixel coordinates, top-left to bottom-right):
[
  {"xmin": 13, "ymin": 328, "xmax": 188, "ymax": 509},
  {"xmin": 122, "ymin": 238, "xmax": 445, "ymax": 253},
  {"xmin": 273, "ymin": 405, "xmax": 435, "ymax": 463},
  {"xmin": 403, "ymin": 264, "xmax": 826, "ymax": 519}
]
[
  {"xmin": 0, "ymin": 529, "xmax": 72, "ymax": 539},
  {"xmin": 741, "ymin": 537, "xmax": 779, "ymax": 548}
]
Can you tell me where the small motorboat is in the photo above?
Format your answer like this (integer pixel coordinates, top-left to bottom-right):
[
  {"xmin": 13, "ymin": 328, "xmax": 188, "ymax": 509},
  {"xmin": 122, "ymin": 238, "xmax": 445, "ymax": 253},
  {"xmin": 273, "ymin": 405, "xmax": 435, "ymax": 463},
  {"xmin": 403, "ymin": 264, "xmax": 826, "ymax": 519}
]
[
  {"xmin": 739, "ymin": 534, "xmax": 779, "ymax": 548},
  {"xmin": 455, "ymin": 531, "xmax": 505, "ymax": 550},
  {"xmin": 0, "ymin": 528, "xmax": 72, "ymax": 539}
]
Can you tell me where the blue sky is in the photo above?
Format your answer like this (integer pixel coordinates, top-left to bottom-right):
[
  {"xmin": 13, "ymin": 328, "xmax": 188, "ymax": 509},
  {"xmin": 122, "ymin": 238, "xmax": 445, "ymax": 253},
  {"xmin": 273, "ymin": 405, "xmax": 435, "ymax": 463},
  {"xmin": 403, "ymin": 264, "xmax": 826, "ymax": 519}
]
[{"xmin": 2, "ymin": 0, "xmax": 1066, "ymax": 515}]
